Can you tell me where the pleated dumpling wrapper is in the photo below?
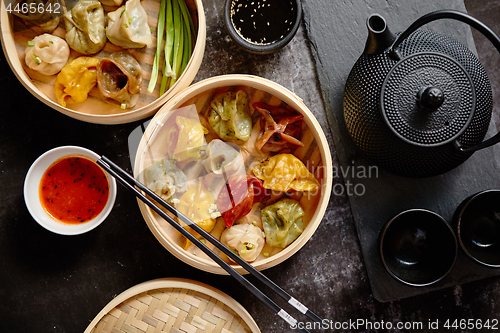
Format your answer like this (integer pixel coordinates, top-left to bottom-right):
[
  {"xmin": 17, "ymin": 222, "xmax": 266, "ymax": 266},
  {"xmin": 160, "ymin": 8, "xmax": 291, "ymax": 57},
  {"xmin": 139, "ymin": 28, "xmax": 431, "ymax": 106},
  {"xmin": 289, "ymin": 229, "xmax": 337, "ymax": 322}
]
[
  {"xmin": 97, "ymin": 52, "xmax": 143, "ymax": 108},
  {"xmin": 55, "ymin": 57, "xmax": 99, "ymax": 107},
  {"xmin": 261, "ymin": 198, "xmax": 304, "ymax": 248},
  {"xmin": 165, "ymin": 116, "xmax": 208, "ymax": 163},
  {"xmin": 252, "ymin": 153, "xmax": 320, "ymax": 192},
  {"xmin": 64, "ymin": 0, "xmax": 106, "ymax": 54},
  {"xmin": 143, "ymin": 158, "xmax": 187, "ymax": 203},
  {"xmin": 106, "ymin": 0, "xmax": 153, "ymax": 49},
  {"xmin": 208, "ymin": 90, "xmax": 252, "ymax": 142},
  {"xmin": 220, "ymin": 223, "xmax": 265, "ymax": 262},
  {"xmin": 25, "ymin": 34, "xmax": 70, "ymax": 76},
  {"xmin": 175, "ymin": 179, "xmax": 217, "ymax": 250}
]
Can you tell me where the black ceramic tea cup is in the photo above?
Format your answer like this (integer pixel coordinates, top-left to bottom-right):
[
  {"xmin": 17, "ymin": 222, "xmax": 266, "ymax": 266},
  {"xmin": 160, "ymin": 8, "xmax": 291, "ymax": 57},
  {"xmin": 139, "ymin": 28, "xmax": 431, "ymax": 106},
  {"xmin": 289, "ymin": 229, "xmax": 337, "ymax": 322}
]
[
  {"xmin": 455, "ymin": 190, "xmax": 500, "ymax": 268},
  {"xmin": 223, "ymin": 0, "xmax": 302, "ymax": 54},
  {"xmin": 379, "ymin": 209, "xmax": 458, "ymax": 287}
]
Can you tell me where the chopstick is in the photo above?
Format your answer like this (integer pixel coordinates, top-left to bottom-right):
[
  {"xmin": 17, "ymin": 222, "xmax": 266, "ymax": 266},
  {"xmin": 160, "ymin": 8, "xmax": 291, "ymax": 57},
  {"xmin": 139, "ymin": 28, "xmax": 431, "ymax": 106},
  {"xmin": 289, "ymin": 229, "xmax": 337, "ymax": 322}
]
[{"xmin": 97, "ymin": 156, "xmax": 323, "ymax": 332}]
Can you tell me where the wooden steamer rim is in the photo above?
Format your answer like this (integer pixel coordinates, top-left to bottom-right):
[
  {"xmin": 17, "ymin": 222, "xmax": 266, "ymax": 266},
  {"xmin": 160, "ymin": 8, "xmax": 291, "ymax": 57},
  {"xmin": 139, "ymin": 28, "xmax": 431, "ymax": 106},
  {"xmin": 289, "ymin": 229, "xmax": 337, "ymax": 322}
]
[
  {"xmin": 134, "ymin": 74, "xmax": 333, "ymax": 275},
  {"xmin": 85, "ymin": 277, "xmax": 261, "ymax": 333},
  {"xmin": 0, "ymin": 0, "xmax": 206, "ymax": 124}
]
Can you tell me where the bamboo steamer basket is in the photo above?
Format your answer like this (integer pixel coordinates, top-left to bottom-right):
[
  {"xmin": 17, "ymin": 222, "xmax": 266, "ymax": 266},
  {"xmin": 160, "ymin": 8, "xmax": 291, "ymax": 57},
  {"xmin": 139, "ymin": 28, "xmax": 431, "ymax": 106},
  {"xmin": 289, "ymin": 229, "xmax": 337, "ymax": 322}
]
[
  {"xmin": 134, "ymin": 74, "xmax": 333, "ymax": 274},
  {"xmin": 85, "ymin": 278, "xmax": 261, "ymax": 333},
  {"xmin": 0, "ymin": 0, "xmax": 206, "ymax": 124}
]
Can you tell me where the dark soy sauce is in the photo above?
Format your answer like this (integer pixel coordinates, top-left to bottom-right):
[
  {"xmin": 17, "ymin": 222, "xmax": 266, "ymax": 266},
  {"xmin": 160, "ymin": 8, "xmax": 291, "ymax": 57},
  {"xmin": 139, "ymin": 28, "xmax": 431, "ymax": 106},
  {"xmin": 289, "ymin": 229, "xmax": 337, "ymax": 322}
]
[{"xmin": 230, "ymin": 0, "xmax": 295, "ymax": 45}]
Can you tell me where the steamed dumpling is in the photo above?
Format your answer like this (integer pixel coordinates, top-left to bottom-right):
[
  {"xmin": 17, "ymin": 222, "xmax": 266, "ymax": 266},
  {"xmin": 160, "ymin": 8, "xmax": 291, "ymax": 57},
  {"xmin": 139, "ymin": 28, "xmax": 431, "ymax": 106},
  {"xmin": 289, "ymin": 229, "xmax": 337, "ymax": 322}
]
[
  {"xmin": 13, "ymin": 0, "xmax": 60, "ymax": 32},
  {"xmin": 176, "ymin": 179, "xmax": 217, "ymax": 249},
  {"xmin": 165, "ymin": 116, "xmax": 208, "ymax": 163},
  {"xmin": 221, "ymin": 224, "xmax": 265, "ymax": 262},
  {"xmin": 99, "ymin": 0, "xmax": 123, "ymax": 5},
  {"xmin": 106, "ymin": 0, "xmax": 153, "ymax": 49},
  {"xmin": 25, "ymin": 34, "xmax": 70, "ymax": 76},
  {"xmin": 252, "ymin": 153, "xmax": 320, "ymax": 192},
  {"xmin": 208, "ymin": 90, "xmax": 252, "ymax": 142},
  {"xmin": 35, "ymin": 17, "xmax": 60, "ymax": 34},
  {"xmin": 201, "ymin": 139, "xmax": 243, "ymax": 175},
  {"xmin": 97, "ymin": 52, "xmax": 143, "ymax": 108},
  {"xmin": 54, "ymin": 57, "xmax": 99, "ymax": 107},
  {"xmin": 64, "ymin": 0, "xmax": 106, "ymax": 54},
  {"xmin": 144, "ymin": 158, "xmax": 187, "ymax": 202},
  {"xmin": 261, "ymin": 199, "xmax": 304, "ymax": 248}
]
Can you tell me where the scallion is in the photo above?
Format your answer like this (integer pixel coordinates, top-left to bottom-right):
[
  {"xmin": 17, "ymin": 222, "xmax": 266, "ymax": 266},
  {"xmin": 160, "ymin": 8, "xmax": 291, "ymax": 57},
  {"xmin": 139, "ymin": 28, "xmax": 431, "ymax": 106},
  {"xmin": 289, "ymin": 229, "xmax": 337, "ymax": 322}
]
[
  {"xmin": 153, "ymin": 0, "xmax": 195, "ymax": 95},
  {"xmin": 31, "ymin": 54, "xmax": 40, "ymax": 65},
  {"xmin": 171, "ymin": 0, "xmax": 183, "ymax": 80},
  {"xmin": 177, "ymin": 0, "xmax": 194, "ymax": 73},
  {"xmin": 147, "ymin": 0, "xmax": 166, "ymax": 93},
  {"xmin": 159, "ymin": 0, "xmax": 175, "ymax": 95}
]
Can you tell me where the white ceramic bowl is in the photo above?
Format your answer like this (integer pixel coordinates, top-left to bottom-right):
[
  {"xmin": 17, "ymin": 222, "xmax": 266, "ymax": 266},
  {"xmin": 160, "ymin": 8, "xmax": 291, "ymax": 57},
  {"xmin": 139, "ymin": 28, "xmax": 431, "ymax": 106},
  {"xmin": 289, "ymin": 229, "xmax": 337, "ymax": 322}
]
[{"xmin": 24, "ymin": 146, "xmax": 117, "ymax": 235}]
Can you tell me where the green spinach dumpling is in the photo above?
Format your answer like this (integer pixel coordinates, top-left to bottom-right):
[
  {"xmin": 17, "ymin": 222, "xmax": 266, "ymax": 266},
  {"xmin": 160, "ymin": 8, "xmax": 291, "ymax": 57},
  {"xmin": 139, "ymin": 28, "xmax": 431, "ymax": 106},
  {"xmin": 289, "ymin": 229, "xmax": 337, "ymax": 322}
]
[
  {"xmin": 261, "ymin": 198, "xmax": 304, "ymax": 248},
  {"xmin": 64, "ymin": 0, "xmax": 106, "ymax": 54},
  {"xmin": 208, "ymin": 90, "xmax": 252, "ymax": 141}
]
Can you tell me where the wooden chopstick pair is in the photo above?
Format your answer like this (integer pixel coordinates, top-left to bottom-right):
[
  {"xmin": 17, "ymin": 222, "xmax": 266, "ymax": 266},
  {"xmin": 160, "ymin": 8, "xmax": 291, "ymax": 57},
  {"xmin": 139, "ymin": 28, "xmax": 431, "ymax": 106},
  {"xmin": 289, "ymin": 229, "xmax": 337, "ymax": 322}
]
[{"xmin": 97, "ymin": 156, "xmax": 323, "ymax": 333}]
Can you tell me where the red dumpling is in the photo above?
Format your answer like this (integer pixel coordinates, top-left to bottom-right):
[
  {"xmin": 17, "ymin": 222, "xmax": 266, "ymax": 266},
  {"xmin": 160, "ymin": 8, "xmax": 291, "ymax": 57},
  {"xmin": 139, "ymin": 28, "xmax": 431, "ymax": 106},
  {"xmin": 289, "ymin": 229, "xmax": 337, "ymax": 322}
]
[{"xmin": 216, "ymin": 174, "xmax": 270, "ymax": 228}]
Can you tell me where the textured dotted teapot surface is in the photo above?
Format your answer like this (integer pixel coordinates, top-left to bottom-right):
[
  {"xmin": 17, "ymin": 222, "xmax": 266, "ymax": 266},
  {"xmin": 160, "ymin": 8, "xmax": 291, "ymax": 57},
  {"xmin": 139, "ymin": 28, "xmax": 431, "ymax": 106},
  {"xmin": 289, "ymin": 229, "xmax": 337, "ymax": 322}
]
[
  {"xmin": 343, "ymin": 29, "xmax": 492, "ymax": 178},
  {"xmin": 381, "ymin": 52, "xmax": 475, "ymax": 146}
]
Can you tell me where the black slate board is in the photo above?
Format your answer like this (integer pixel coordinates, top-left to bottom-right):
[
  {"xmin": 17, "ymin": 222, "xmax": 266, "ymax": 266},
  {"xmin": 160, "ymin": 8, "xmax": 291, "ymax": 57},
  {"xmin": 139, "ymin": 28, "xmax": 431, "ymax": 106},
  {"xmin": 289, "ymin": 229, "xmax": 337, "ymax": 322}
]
[{"xmin": 302, "ymin": 0, "xmax": 500, "ymax": 302}]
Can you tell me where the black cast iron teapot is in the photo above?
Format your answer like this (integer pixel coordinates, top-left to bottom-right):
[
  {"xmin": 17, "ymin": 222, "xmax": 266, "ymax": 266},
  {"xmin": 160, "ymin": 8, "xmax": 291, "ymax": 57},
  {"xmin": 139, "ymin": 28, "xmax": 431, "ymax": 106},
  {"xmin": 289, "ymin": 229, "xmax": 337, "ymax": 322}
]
[{"xmin": 343, "ymin": 10, "xmax": 500, "ymax": 178}]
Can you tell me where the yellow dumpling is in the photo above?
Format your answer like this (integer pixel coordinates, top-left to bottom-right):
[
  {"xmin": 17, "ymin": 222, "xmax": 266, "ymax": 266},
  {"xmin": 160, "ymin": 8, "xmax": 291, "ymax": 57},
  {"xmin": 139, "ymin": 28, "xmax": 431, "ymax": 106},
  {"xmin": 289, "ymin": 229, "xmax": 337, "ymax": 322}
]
[
  {"xmin": 252, "ymin": 153, "xmax": 320, "ymax": 192},
  {"xmin": 54, "ymin": 57, "xmax": 99, "ymax": 107},
  {"xmin": 175, "ymin": 179, "xmax": 216, "ymax": 249},
  {"xmin": 165, "ymin": 116, "xmax": 208, "ymax": 163}
]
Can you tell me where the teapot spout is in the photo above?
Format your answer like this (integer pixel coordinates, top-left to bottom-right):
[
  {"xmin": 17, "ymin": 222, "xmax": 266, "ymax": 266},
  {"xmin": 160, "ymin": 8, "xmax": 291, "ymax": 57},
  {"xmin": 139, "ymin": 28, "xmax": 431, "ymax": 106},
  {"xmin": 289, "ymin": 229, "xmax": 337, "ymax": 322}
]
[{"xmin": 364, "ymin": 14, "xmax": 396, "ymax": 55}]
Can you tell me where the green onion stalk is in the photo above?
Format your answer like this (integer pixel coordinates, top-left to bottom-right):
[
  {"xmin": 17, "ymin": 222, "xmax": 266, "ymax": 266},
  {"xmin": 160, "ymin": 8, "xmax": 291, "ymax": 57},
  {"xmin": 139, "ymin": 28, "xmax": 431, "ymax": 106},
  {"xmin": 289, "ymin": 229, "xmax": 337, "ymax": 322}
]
[
  {"xmin": 159, "ymin": 0, "xmax": 175, "ymax": 94},
  {"xmin": 147, "ymin": 0, "xmax": 166, "ymax": 93},
  {"xmin": 148, "ymin": 0, "xmax": 194, "ymax": 96}
]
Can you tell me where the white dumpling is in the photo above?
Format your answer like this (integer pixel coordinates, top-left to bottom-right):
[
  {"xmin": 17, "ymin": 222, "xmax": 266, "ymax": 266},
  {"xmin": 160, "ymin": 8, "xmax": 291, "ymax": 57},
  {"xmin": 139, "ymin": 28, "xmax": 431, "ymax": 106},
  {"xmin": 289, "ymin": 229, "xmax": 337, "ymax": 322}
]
[
  {"xmin": 220, "ymin": 224, "xmax": 265, "ymax": 262},
  {"xmin": 144, "ymin": 158, "xmax": 187, "ymax": 202},
  {"xmin": 25, "ymin": 34, "xmax": 70, "ymax": 76},
  {"xmin": 201, "ymin": 139, "xmax": 244, "ymax": 175},
  {"xmin": 106, "ymin": 0, "xmax": 153, "ymax": 49}
]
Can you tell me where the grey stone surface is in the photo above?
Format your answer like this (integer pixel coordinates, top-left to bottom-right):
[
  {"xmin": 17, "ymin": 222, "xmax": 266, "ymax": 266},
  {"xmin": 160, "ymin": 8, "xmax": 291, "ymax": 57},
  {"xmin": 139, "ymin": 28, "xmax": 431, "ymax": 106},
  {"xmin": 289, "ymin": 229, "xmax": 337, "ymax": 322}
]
[
  {"xmin": 466, "ymin": 0, "xmax": 500, "ymax": 128},
  {"xmin": 1, "ymin": 0, "xmax": 500, "ymax": 332},
  {"xmin": 303, "ymin": 0, "xmax": 500, "ymax": 302}
]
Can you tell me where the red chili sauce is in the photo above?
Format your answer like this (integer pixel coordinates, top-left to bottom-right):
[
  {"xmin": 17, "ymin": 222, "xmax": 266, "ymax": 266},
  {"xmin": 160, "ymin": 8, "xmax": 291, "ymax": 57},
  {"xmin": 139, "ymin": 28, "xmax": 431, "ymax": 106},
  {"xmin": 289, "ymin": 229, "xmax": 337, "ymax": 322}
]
[{"xmin": 39, "ymin": 156, "xmax": 109, "ymax": 224}]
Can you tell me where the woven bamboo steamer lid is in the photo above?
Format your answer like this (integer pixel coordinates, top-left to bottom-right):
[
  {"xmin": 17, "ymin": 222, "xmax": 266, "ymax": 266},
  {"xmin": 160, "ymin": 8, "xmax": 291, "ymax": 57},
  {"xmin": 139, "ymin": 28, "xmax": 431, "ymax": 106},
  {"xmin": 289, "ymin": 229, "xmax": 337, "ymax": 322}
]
[
  {"xmin": 0, "ymin": 0, "xmax": 206, "ymax": 124},
  {"xmin": 85, "ymin": 278, "xmax": 261, "ymax": 333},
  {"xmin": 134, "ymin": 74, "xmax": 333, "ymax": 274}
]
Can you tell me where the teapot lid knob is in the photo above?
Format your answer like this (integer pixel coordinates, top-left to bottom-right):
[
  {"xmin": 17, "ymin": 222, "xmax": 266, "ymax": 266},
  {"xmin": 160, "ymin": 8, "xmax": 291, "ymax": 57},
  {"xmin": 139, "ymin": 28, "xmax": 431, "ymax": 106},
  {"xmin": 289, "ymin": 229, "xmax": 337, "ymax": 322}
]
[
  {"xmin": 417, "ymin": 86, "xmax": 444, "ymax": 110},
  {"xmin": 381, "ymin": 52, "xmax": 476, "ymax": 147}
]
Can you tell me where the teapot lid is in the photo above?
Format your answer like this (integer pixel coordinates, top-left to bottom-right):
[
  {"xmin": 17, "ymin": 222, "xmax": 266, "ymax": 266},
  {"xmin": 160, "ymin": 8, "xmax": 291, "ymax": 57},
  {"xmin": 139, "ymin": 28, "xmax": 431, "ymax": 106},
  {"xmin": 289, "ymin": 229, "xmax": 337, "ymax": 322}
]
[{"xmin": 381, "ymin": 52, "xmax": 476, "ymax": 147}]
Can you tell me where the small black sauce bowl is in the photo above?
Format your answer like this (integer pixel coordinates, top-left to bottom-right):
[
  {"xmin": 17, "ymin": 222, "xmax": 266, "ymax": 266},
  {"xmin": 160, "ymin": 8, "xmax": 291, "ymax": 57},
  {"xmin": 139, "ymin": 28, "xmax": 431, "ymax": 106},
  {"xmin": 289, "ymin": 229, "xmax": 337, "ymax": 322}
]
[
  {"xmin": 224, "ymin": 0, "xmax": 302, "ymax": 54},
  {"xmin": 379, "ymin": 209, "xmax": 458, "ymax": 287},
  {"xmin": 455, "ymin": 190, "xmax": 500, "ymax": 268}
]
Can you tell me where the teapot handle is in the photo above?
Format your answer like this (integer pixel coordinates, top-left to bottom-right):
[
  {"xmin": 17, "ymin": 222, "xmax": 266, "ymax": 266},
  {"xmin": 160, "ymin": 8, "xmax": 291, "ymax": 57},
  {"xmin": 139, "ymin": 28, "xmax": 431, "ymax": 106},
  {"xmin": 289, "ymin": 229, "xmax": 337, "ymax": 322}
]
[{"xmin": 389, "ymin": 9, "xmax": 500, "ymax": 153}]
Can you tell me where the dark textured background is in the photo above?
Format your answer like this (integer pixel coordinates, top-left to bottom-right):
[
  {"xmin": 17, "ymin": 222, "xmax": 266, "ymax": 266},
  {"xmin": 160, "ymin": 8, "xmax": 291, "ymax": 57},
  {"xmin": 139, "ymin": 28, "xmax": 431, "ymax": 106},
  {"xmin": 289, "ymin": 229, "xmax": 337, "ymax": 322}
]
[
  {"xmin": 302, "ymin": 0, "xmax": 500, "ymax": 302},
  {"xmin": 1, "ymin": 0, "xmax": 500, "ymax": 332}
]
